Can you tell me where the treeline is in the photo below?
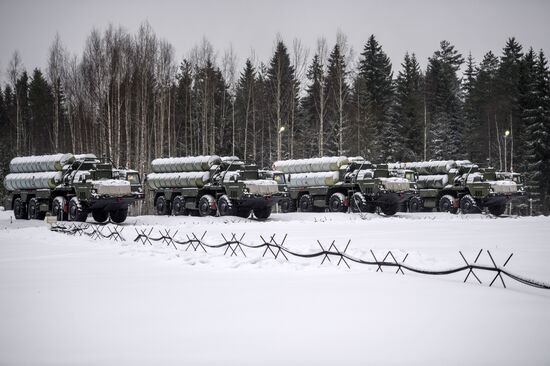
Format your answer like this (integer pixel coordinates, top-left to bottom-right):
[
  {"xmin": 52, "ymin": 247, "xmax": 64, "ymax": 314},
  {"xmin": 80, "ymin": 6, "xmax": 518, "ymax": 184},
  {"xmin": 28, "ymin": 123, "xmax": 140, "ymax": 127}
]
[{"xmin": 0, "ymin": 23, "xmax": 549, "ymax": 214}]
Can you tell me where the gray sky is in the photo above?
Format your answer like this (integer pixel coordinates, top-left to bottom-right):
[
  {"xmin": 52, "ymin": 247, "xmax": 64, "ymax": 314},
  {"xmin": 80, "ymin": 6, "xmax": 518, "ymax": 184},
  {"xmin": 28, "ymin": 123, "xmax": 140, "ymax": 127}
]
[{"xmin": 1, "ymin": 0, "xmax": 549, "ymax": 83}]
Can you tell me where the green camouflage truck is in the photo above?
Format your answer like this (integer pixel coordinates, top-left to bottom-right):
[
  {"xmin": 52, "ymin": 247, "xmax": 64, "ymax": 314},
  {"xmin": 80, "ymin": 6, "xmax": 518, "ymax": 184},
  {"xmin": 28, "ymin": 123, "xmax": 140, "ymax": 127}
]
[
  {"xmin": 146, "ymin": 156, "xmax": 287, "ymax": 219},
  {"xmin": 389, "ymin": 160, "xmax": 519, "ymax": 216},
  {"xmin": 273, "ymin": 156, "xmax": 416, "ymax": 216},
  {"xmin": 387, "ymin": 167, "xmax": 423, "ymax": 212},
  {"xmin": 3, "ymin": 153, "xmax": 144, "ymax": 223}
]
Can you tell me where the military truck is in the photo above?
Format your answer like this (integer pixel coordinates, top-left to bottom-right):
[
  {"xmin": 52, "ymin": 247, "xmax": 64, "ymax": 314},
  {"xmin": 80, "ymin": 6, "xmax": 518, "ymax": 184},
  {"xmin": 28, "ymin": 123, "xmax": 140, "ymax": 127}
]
[
  {"xmin": 273, "ymin": 156, "xmax": 415, "ymax": 216},
  {"xmin": 389, "ymin": 160, "xmax": 519, "ymax": 216},
  {"xmin": 3, "ymin": 153, "xmax": 144, "ymax": 223},
  {"xmin": 146, "ymin": 155, "xmax": 287, "ymax": 219},
  {"xmin": 387, "ymin": 167, "xmax": 422, "ymax": 212},
  {"xmin": 490, "ymin": 170, "xmax": 529, "ymax": 215}
]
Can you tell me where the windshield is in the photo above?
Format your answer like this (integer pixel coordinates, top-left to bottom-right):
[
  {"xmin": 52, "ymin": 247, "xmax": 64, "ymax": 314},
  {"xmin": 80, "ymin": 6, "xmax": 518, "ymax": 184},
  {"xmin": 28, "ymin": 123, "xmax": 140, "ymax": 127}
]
[
  {"xmin": 273, "ymin": 173, "xmax": 286, "ymax": 184},
  {"xmin": 405, "ymin": 172, "xmax": 415, "ymax": 182},
  {"xmin": 126, "ymin": 173, "xmax": 140, "ymax": 184}
]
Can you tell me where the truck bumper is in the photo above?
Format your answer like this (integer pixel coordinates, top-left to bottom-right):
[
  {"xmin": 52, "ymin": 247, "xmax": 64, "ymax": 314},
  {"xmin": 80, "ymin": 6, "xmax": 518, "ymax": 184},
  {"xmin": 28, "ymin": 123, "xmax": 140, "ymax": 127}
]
[
  {"xmin": 88, "ymin": 196, "xmax": 140, "ymax": 211},
  {"xmin": 240, "ymin": 193, "xmax": 288, "ymax": 209}
]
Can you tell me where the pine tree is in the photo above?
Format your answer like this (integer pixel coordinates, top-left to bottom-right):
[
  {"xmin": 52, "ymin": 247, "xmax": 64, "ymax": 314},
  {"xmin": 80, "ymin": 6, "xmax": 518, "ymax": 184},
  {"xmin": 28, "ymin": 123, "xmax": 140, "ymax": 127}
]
[
  {"xmin": 301, "ymin": 54, "xmax": 325, "ymax": 157},
  {"xmin": 15, "ymin": 71, "xmax": 31, "ymax": 155},
  {"xmin": 234, "ymin": 59, "xmax": 257, "ymax": 161},
  {"xmin": 462, "ymin": 53, "xmax": 481, "ymax": 162},
  {"xmin": 391, "ymin": 52, "xmax": 424, "ymax": 161},
  {"xmin": 425, "ymin": 40, "xmax": 464, "ymax": 160},
  {"xmin": 522, "ymin": 49, "xmax": 550, "ymax": 214},
  {"xmin": 28, "ymin": 68, "xmax": 55, "ymax": 154},
  {"xmin": 357, "ymin": 35, "xmax": 394, "ymax": 162},
  {"xmin": 475, "ymin": 51, "xmax": 500, "ymax": 168},
  {"xmin": 325, "ymin": 44, "xmax": 350, "ymax": 155},
  {"xmin": 267, "ymin": 40, "xmax": 298, "ymax": 162},
  {"xmin": 497, "ymin": 37, "xmax": 524, "ymax": 170}
]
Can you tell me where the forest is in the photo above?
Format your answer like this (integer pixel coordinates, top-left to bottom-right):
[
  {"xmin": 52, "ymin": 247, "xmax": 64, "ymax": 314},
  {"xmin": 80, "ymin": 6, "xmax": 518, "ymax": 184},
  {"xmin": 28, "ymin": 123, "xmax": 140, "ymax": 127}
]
[{"xmin": 0, "ymin": 23, "xmax": 549, "ymax": 214}]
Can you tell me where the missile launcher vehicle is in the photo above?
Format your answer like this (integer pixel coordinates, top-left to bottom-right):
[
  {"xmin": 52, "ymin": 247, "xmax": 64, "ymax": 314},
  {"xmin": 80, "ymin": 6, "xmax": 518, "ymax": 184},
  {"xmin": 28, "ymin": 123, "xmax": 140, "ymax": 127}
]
[
  {"xmin": 146, "ymin": 156, "xmax": 287, "ymax": 219},
  {"xmin": 273, "ymin": 156, "xmax": 417, "ymax": 216},
  {"xmin": 389, "ymin": 160, "xmax": 520, "ymax": 216},
  {"xmin": 3, "ymin": 153, "xmax": 144, "ymax": 223}
]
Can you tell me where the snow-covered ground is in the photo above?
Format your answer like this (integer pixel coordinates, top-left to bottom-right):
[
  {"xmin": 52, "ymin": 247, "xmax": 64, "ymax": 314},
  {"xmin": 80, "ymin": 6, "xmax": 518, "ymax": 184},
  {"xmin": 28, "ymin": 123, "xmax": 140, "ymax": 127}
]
[{"xmin": 1, "ymin": 210, "xmax": 549, "ymax": 365}]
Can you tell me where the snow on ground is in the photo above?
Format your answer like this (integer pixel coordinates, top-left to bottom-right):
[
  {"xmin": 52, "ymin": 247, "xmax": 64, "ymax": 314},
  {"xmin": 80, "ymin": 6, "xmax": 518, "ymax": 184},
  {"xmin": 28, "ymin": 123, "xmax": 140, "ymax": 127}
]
[{"xmin": 1, "ymin": 209, "xmax": 550, "ymax": 365}]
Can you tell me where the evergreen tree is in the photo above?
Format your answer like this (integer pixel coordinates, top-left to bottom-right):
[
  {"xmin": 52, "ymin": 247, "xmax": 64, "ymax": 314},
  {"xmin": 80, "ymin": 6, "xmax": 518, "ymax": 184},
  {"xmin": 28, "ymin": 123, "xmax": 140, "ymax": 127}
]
[
  {"xmin": 425, "ymin": 40, "xmax": 464, "ymax": 160},
  {"xmin": 357, "ymin": 35, "xmax": 394, "ymax": 162},
  {"xmin": 301, "ymin": 53, "xmax": 327, "ymax": 157},
  {"xmin": 497, "ymin": 37, "xmax": 524, "ymax": 170},
  {"xmin": 325, "ymin": 44, "xmax": 350, "ymax": 155},
  {"xmin": 391, "ymin": 52, "xmax": 424, "ymax": 161},
  {"xmin": 266, "ymin": 40, "xmax": 298, "ymax": 162},
  {"xmin": 15, "ymin": 71, "xmax": 31, "ymax": 155},
  {"xmin": 475, "ymin": 51, "xmax": 500, "ymax": 168},
  {"xmin": 462, "ymin": 52, "xmax": 481, "ymax": 162},
  {"xmin": 28, "ymin": 68, "xmax": 55, "ymax": 154},
  {"xmin": 234, "ymin": 59, "xmax": 257, "ymax": 161},
  {"xmin": 522, "ymin": 49, "xmax": 550, "ymax": 214}
]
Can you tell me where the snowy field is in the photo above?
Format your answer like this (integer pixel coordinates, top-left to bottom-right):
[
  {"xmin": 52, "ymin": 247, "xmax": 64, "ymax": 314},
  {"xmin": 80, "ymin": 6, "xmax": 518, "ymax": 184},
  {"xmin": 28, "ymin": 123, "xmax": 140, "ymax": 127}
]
[{"xmin": 1, "ymin": 209, "xmax": 550, "ymax": 365}]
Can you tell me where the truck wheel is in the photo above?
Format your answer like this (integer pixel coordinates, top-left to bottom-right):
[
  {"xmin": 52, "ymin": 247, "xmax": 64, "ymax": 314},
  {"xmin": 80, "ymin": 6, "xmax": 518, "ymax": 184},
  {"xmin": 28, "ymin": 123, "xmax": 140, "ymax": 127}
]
[
  {"xmin": 52, "ymin": 196, "xmax": 68, "ymax": 221},
  {"xmin": 439, "ymin": 195, "xmax": 458, "ymax": 214},
  {"xmin": 488, "ymin": 204, "xmax": 506, "ymax": 216},
  {"xmin": 329, "ymin": 193, "xmax": 347, "ymax": 213},
  {"xmin": 253, "ymin": 206, "xmax": 272, "ymax": 220},
  {"xmin": 110, "ymin": 209, "xmax": 128, "ymax": 224},
  {"xmin": 379, "ymin": 195, "xmax": 399, "ymax": 216},
  {"xmin": 460, "ymin": 195, "xmax": 480, "ymax": 214},
  {"xmin": 198, "ymin": 194, "xmax": 216, "ymax": 217},
  {"xmin": 280, "ymin": 198, "xmax": 296, "ymax": 213},
  {"xmin": 350, "ymin": 192, "xmax": 366, "ymax": 213},
  {"xmin": 28, "ymin": 197, "xmax": 45, "ymax": 220},
  {"xmin": 172, "ymin": 196, "xmax": 188, "ymax": 216},
  {"xmin": 68, "ymin": 197, "xmax": 88, "ymax": 222},
  {"xmin": 364, "ymin": 201, "xmax": 377, "ymax": 213},
  {"xmin": 155, "ymin": 196, "xmax": 170, "ymax": 216},
  {"xmin": 92, "ymin": 209, "xmax": 109, "ymax": 223},
  {"xmin": 299, "ymin": 194, "xmax": 314, "ymax": 212},
  {"xmin": 408, "ymin": 197, "xmax": 422, "ymax": 213},
  {"xmin": 13, "ymin": 198, "xmax": 28, "ymax": 220},
  {"xmin": 236, "ymin": 207, "xmax": 251, "ymax": 218},
  {"xmin": 217, "ymin": 195, "xmax": 235, "ymax": 216}
]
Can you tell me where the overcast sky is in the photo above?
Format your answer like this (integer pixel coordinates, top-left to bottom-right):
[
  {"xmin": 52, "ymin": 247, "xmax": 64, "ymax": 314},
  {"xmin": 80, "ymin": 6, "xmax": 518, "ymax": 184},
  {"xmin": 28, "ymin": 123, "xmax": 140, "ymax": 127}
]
[{"xmin": 1, "ymin": 0, "xmax": 549, "ymax": 83}]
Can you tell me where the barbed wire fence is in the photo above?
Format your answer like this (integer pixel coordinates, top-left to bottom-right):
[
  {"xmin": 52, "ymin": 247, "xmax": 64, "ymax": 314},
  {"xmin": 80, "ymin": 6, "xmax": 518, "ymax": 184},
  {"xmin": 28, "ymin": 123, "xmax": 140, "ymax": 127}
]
[{"xmin": 50, "ymin": 222, "xmax": 550, "ymax": 291}]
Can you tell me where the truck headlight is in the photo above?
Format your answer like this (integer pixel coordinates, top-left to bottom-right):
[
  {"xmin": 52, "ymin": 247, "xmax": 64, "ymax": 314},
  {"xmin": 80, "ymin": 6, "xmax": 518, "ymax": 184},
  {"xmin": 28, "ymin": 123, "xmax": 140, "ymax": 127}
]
[
  {"xmin": 138, "ymin": 187, "xmax": 143, "ymax": 193},
  {"xmin": 91, "ymin": 189, "xmax": 97, "ymax": 194}
]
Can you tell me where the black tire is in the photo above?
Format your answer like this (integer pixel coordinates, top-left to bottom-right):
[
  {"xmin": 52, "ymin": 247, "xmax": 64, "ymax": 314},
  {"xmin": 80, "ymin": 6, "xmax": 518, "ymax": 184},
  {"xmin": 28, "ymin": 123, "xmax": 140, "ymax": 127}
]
[
  {"xmin": 408, "ymin": 197, "xmax": 422, "ymax": 213},
  {"xmin": 439, "ymin": 195, "xmax": 458, "ymax": 214},
  {"xmin": 68, "ymin": 197, "xmax": 88, "ymax": 222},
  {"xmin": 198, "ymin": 194, "xmax": 216, "ymax": 217},
  {"xmin": 110, "ymin": 209, "xmax": 128, "ymax": 224},
  {"xmin": 218, "ymin": 195, "xmax": 235, "ymax": 216},
  {"xmin": 460, "ymin": 195, "xmax": 481, "ymax": 214},
  {"xmin": 379, "ymin": 195, "xmax": 399, "ymax": 216},
  {"xmin": 364, "ymin": 201, "xmax": 377, "ymax": 213},
  {"xmin": 172, "ymin": 196, "xmax": 188, "ymax": 216},
  {"xmin": 92, "ymin": 209, "xmax": 109, "ymax": 223},
  {"xmin": 350, "ymin": 192, "xmax": 367, "ymax": 213},
  {"xmin": 299, "ymin": 194, "xmax": 314, "ymax": 212},
  {"xmin": 236, "ymin": 207, "xmax": 251, "ymax": 218},
  {"xmin": 155, "ymin": 196, "xmax": 170, "ymax": 216},
  {"xmin": 13, "ymin": 198, "xmax": 27, "ymax": 220},
  {"xmin": 280, "ymin": 198, "xmax": 296, "ymax": 213},
  {"xmin": 52, "ymin": 196, "xmax": 68, "ymax": 221},
  {"xmin": 28, "ymin": 197, "xmax": 45, "ymax": 220},
  {"xmin": 488, "ymin": 204, "xmax": 506, "ymax": 216},
  {"xmin": 328, "ymin": 192, "xmax": 347, "ymax": 213},
  {"xmin": 253, "ymin": 206, "xmax": 272, "ymax": 220}
]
